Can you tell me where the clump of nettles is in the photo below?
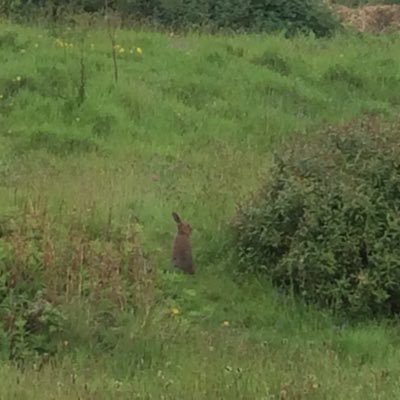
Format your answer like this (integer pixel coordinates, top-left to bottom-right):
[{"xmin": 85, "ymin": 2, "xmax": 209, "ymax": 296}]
[{"xmin": 233, "ymin": 116, "xmax": 400, "ymax": 319}]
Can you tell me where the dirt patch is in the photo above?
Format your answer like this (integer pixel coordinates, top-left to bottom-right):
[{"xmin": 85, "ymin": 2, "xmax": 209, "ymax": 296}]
[{"xmin": 335, "ymin": 4, "xmax": 400, "ymax": 33}]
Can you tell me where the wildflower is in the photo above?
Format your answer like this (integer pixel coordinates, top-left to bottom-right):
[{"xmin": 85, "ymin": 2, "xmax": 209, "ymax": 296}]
[
  {"xmin": 170, "ymin": 307, "xmax": 180, "ymax": 316},
  {"xmin": 55, "ymin": 38, "xmax": 64, "ymax": 48},
  {"xmin": 16, "ymin": 76, "xmax": 21, "ymax": 82},
  {"xmin": 357, "ymin": 271, "xmax": 368, "ymax": 285},
  {"xmin": 135, "ymin": 47, "xmax": 142, "ymax": 55},
  {"xmin": 55, "ymin": 39, "xmax": 73, "ymax": 49},
  {"xmin": 222, "ymin": 320, "xmax": 230, "ymax": 327},
  {"xmin": 118, "ymin": 47, "xmax": 125, "ymax": 54}
]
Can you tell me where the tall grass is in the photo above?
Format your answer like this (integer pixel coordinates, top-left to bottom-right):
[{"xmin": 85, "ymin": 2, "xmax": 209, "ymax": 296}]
[{"xmin": 1, "ymin": 20, "xmax": 400, "ymax": 399}]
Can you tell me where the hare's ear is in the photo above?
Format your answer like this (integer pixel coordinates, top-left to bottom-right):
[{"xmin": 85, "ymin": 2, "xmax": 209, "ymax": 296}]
[{"xmin": 172, "ymin": 212, "xmax": 181, "ymax": 224}]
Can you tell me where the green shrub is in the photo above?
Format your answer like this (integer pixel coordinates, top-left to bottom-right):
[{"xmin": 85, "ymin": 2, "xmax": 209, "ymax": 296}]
[
  {"xmin": 233, "ymin": 116, "xmax": 400, "ymax": 319},
  {"xmin": 5, "ymin": 0, "xmax": 339, "ymax": 37}
]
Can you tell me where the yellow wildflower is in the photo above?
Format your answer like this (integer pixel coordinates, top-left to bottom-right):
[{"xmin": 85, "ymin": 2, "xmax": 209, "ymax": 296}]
[
  {"xmin": 118, "ymin": 47, "xmax": 125, "ymax": 54},
  {"xmin": 222, "ymin": 320, "xmax": 230, "ymax": 327},
  {"xmin": 170, "ymin": 307, "xmax": 180, "ymax": 316},
  {"xmin": 55, "ymin": 39, "xmax": 73, "ymax": 49},
  {"xmin": 135, "ymin": 47, "xmax": 142, "ymax": 55}
]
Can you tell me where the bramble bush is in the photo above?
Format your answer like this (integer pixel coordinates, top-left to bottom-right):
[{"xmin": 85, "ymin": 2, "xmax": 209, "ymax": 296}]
[
  {"xmin": 3, "ymin": 0, "xmax": 339, "ymax": 37},
  {"xmin": 233, "ymin": 116, "xmax": 400, "ymax": 320}
]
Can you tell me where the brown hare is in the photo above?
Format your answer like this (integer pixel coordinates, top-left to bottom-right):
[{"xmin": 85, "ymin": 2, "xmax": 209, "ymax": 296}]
[{"xmin": 171, "ymin": 212, "xmax": 194, "ymax": 274}]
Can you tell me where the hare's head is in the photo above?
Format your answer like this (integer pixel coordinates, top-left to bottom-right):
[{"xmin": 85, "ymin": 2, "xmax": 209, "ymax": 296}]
[{"xmin": 172, "ymin": 212, "xmax": 192, "ymax": 236}]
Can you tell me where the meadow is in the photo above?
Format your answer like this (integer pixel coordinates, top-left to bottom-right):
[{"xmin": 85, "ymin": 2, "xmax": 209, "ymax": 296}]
[{"xmin": 1, "ymin": 17, "xmax": 400, "ymax": 399}]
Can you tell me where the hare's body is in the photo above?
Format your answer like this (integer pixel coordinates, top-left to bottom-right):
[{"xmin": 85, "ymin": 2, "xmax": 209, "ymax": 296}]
[{"xmin": 171, "ymin": 212, "xmax": 194, "ymax": 274}]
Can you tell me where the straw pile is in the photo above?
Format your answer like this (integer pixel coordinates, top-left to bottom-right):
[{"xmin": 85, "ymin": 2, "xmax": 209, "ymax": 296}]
[{"xmin": 335, "ymin": 4, "xmax": 400, "ymax": 33}]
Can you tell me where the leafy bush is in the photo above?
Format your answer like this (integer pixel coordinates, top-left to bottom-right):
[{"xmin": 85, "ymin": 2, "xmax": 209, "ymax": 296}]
[
  {"xmin": 233, "ymin": 116, "xmax": 400, "ymax": 319},
  {"xmin": 5, "ymin": 0, "xmax": 339, "ymax": 37}
]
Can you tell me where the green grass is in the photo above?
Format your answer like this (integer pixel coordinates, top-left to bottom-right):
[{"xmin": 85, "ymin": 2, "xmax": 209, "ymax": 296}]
[{"xmin": 2, "ymin": 20, "xmax": 400, "ymax": 399}]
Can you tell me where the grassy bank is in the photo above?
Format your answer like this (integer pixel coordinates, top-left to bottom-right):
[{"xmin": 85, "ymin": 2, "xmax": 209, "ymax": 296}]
[{"xmin": 1, "ymin": 20, "xmax": 400, "ymax": 399}]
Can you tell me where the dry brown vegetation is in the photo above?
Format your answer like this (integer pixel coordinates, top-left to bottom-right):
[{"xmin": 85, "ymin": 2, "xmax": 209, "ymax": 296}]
[
  {"xmin": 2, "ymin": 200, "xmax": 152, "ymax": 302},
  {"xmin": 0, "ymin": 199, "xmax": 155, "ymax": 359},
  {"xmin": 335, "ymin": 4, "xmax": 400, "ymax": 33}
]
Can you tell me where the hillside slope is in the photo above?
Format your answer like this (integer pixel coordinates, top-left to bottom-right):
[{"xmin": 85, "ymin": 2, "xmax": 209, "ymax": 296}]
[{"xmin": 1, "ymin": 22, "xmax": 400, "ymax": 399}]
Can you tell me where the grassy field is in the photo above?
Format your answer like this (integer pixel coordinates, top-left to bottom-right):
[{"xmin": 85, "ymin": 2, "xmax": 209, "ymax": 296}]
[{"xmin": 1, "ymin": 19, "xmax": 400, "ymax": 399}]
